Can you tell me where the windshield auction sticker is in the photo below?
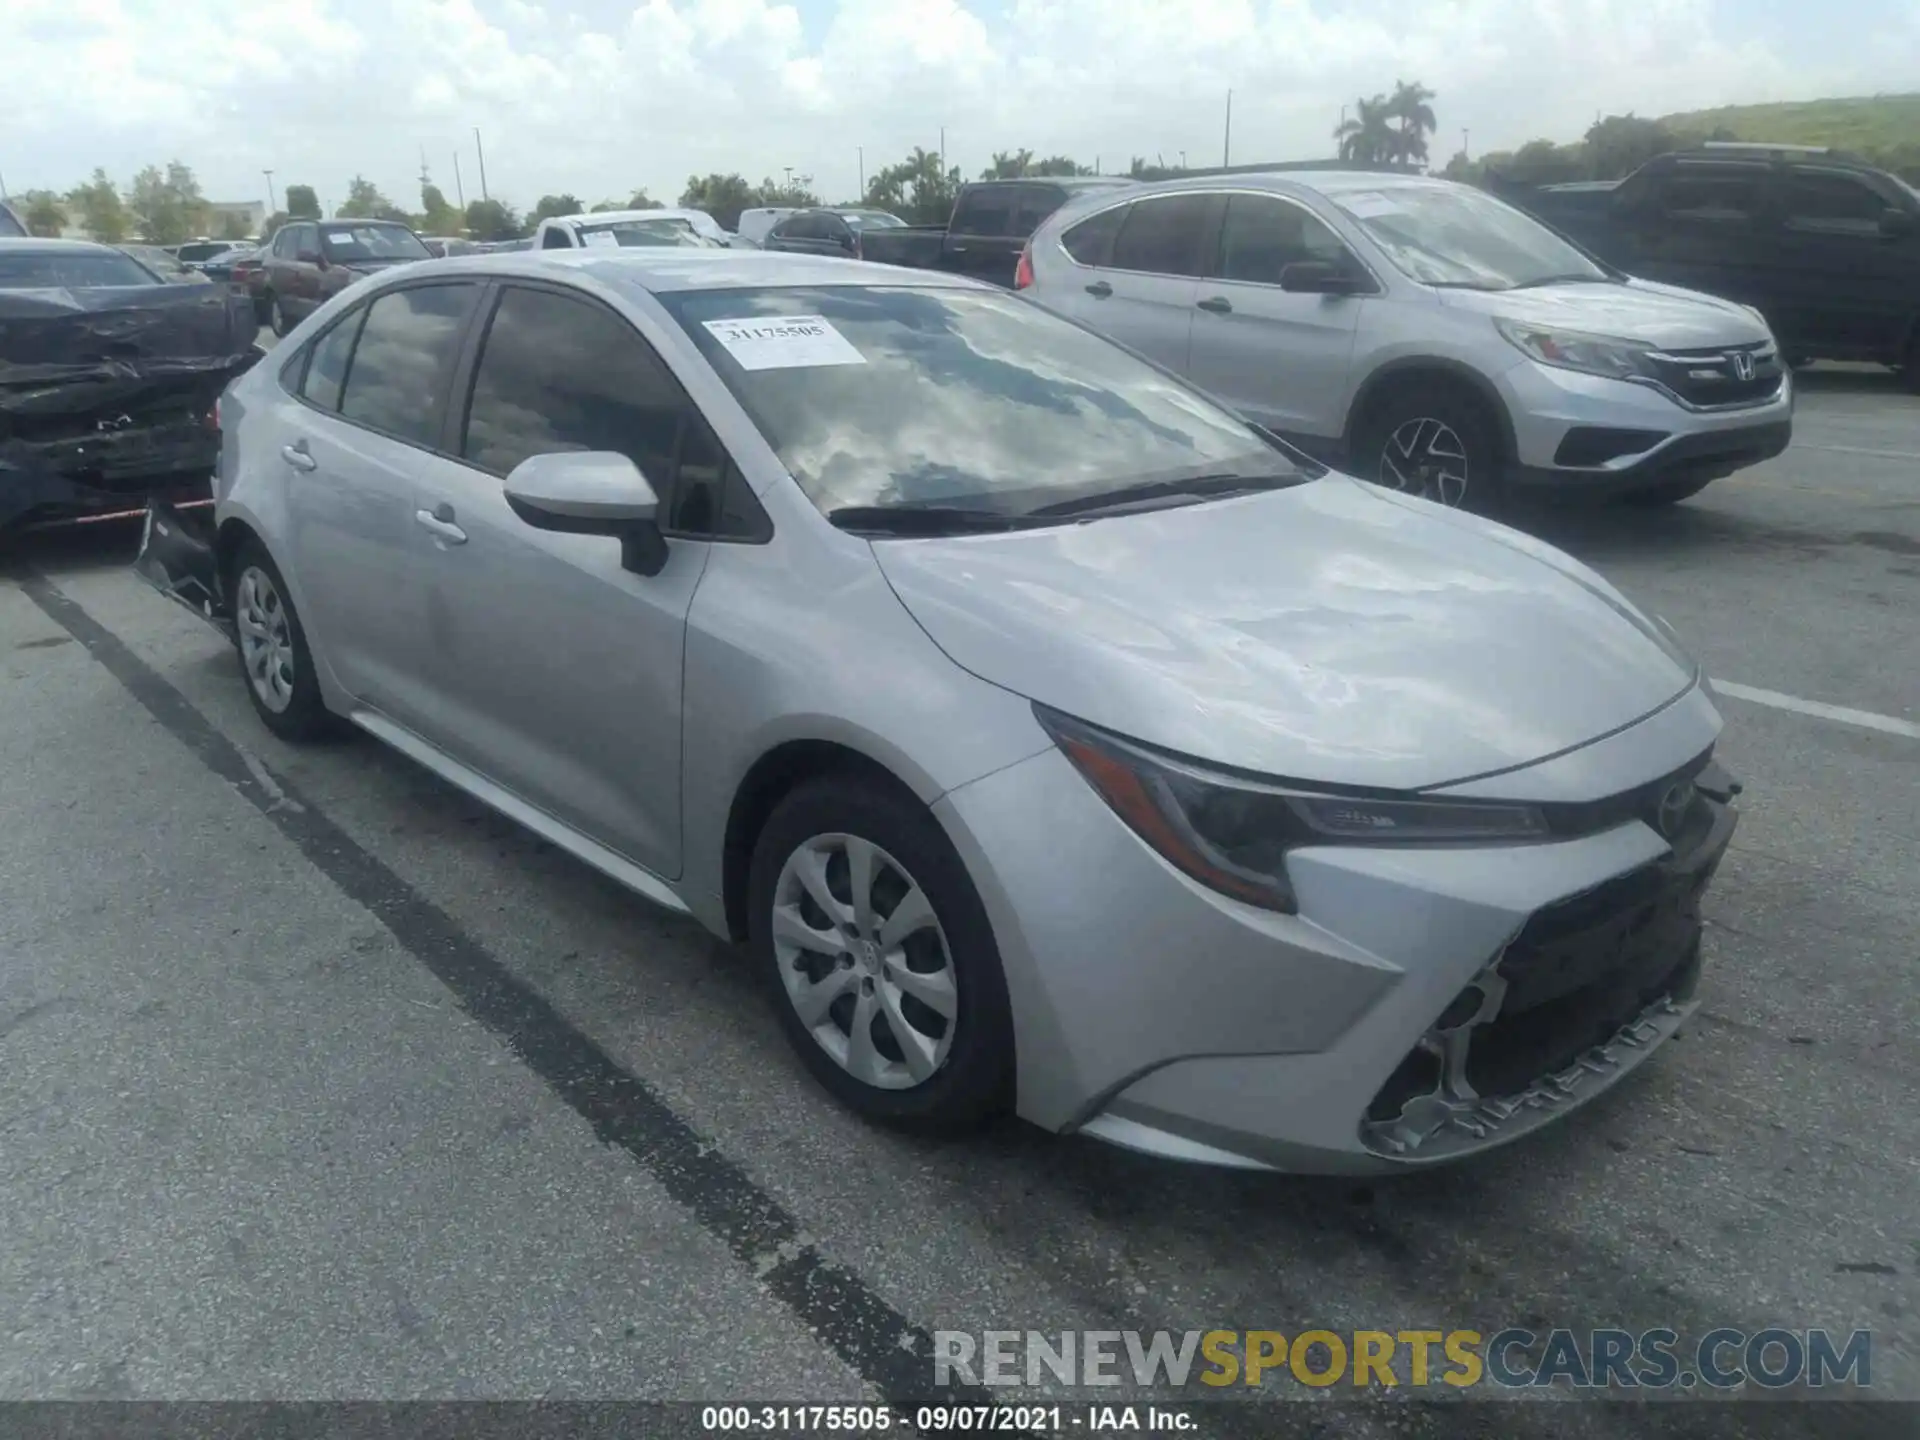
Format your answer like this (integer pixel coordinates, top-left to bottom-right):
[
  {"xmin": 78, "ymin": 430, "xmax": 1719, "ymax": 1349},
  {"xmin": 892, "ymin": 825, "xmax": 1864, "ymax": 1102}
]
[{"xmin": 702, "ymin": 315, "xmax": 867, "ymax": 371}]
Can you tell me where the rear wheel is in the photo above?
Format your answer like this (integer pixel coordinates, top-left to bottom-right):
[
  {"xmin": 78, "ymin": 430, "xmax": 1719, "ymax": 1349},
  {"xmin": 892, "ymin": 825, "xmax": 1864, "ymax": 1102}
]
[
  {"xmin": 231, "ymin": 539, "xmax": 334, "ymax": 742},
  {"xmin": 748, "ymin": 775, "xmax": 1014, "ymax": 1132},
  {"xmin": 1352, "ymin": 383, "xmax": 1506, "ymax": 514},
  {"xmin": 268, "ymin": 293, "xmax": 290, "ymax": 337}
]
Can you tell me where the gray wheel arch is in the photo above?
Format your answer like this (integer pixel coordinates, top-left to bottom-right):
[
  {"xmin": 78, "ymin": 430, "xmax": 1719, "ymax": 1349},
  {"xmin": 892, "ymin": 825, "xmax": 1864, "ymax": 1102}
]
[{"xmin": 1342, "ymin": 357, "xmax": 1519, "ymax": 468}]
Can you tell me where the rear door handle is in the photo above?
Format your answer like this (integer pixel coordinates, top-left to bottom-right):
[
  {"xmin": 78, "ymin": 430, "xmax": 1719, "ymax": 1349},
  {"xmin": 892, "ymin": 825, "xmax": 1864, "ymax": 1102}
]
[
  {"xmin": 1085, "ymin": 281, "xmax": 1113, "ymax": 298},
  {"xmin": 414, "ymin": 505, "xmax": 467, "ymax": 545},
  {"xmin": 1197, "ymin": 296, "xmax": 1232, "ymax": 314},
  {"xmin": 280, "ymin": 442, "xmax": 317, "ymax": 472}
]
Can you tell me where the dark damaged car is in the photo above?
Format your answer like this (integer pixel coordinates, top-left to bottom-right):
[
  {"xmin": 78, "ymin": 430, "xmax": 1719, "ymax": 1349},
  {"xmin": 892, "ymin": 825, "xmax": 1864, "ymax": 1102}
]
[{"xmin": 0, "ymin": 239, "xmax": 259, "ymax": 534}]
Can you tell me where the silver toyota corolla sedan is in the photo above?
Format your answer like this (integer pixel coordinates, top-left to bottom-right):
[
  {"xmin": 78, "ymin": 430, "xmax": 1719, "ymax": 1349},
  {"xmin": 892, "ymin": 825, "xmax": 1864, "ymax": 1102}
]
[{"xmin": 138, "ymin": 249, "xmax": 1740, "ymax": 1174}]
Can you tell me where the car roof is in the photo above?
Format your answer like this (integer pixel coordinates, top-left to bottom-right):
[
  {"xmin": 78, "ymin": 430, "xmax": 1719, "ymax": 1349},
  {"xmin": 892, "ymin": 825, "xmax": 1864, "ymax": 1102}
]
[
  {"xmin": 0, "ymin": 236, "xmax": 129, "ymax": 256},
  {"xmin": 1050, "ymin": 168, "xmax": 1462, "ymax": 206},
  {"xmin": 416, "ymin": 247, "xmax": 985, "ymax": 295},
  {"xmin": 553, "ymin": 209, "xmax": 706, "ymax": 226}
]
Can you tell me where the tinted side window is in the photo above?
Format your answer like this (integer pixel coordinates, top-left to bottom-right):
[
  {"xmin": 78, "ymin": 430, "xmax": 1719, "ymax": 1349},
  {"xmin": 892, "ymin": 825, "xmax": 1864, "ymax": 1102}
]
[
  {"xmin": 337, "ymin": 283, "xmax": 479, "ymax": 446},
  {"xmin": 1061, "ymin": 204, "xmax": 1126, "ymax": 267},
  {"xmin": 1655, "ymin": 163, "xmax": 1767, "ymax": 221},
  {"xmin": 541, "ymin": 226, "xmax": 574, "ymax": 249},
  {"xmin": 1110, "ymin": 195, "xmax": 1212, "ymax": 276},
  {"xmin": 1011, "ymin": 185, "xmax": 1066, "ymax": 235},
  {"xmin": 952, "ymin": 188, "xmax": 1014, "ymax": 237},
  {"xmin": 1782, "ymin": 169, "xmax": 1888, "ymax": 236},
  {"xmin": 300, "ymin": 308, "xmax": 365, "ymax": 412},
  {"xmin": 460, "ymin": 285, "xmax": 734, "ymax": 535},
  {"xmin": 1217, "ymin": 195, "xmax": 1349, "ymax": 284}
]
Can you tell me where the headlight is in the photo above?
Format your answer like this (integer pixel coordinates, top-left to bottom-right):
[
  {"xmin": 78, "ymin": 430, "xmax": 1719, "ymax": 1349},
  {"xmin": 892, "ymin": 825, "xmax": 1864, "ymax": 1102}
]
[
  {"xmin": 1494, "ymin": 317, "xmax": 1654, "ymax": 381},
  {"xmin": 1036, "ymin": 707, "xmax": 1551, "ymax": 914}
]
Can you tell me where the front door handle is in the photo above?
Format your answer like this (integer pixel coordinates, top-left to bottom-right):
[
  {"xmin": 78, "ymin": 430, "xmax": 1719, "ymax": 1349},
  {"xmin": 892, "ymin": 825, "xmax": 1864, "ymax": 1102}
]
[
  {"xmin": 280, "ymin": 441, "xmax": 317, "ymax": 472},
  {"xmin": 414, "ymin": 506, "xmax": 467, "ymax": 545},
  {"xmin": 1085, "ymin": 281, "xmax": 1113, "ymax": 298},
  {"xmin": 1197, "ymin": 296, "xmax": 1233, "ymax": 314}
]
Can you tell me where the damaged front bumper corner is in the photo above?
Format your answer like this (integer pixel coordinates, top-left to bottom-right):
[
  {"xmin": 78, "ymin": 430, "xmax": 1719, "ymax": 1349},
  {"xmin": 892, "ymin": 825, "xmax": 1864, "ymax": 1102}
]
[{"xmin": 135, "ymin": 499, "xmax": 234, "ymax": 640}]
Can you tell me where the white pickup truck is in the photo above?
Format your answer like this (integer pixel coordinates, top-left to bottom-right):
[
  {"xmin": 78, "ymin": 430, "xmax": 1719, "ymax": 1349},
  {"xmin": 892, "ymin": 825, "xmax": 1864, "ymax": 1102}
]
[{"xmin": 529, "ymin": 209, "xmax": 734, "ymax": 251}]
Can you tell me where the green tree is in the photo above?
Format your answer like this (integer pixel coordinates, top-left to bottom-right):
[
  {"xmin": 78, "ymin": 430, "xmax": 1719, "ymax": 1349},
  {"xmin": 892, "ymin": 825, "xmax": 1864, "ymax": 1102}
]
[
  {"xmin": 420, "ymin": 183, "xmax": 462, "ymax": 235},
  {"xmin": 127, "ymin": 162, "xmax": 209, "ymax": 243},
  {"xmin": 529, "ymin": 194, "xmax": 584, "ymax": 224},
  {"xmin": 1583, "ymin": 113, "xmax": 1676, "ymax": 179},
  {"xmin": 679, "ymin": 173, "xmax": 757, "ymax": 229},
  {"xmin": 339, "ymin": 176, "xmax": 408, "ymax": 222},
  {"xmin": 1384, "ymin": 80, "xmax": 1439, "ymax": 168},
  {"xmin": 981, "ymin": 148, "xmax": 1035, "ymax": 179},
  {"xmin": 1501, "ymin": 138, "xmax": 1588, "ymax": 184},
  {"xmin": 18, "ymin": 189, "xmax": 68, "ymax": 237},
  {"xmin": 756, "ymin": 176, "xmax": 820, "ymax": 208},
  {"xmin": 622, "ymin": 191, "xmax": 663, "ymax": 210},
  {"xmin": 259, "ymin": 211, "xmax": 290, "ymax": 241},
  {"xmin": 1335, "ymin": 95, "xmax": 1399, "ymax": 166},
  {"xmin": 284, "ymin": 184, "xmax": 322, "ymax": 219},
  {"xmin": 67, "ymin": 169, "xmax": 129, "ymax": 242},
  {"xmin": 1029, "ymin": 155, "xmax": 1090, "ymax": 177},
  {"xmin": 464, "ymin": 197, "xmax": 522, "ymax": 241},
  {"xmin": 864, "ymin": 148, "xmax": 959, "ymax": 225}
]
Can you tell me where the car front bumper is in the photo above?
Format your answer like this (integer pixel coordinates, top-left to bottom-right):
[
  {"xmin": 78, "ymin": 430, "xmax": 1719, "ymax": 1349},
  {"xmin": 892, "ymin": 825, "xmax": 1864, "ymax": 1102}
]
[
  {"xmin": 935, "ymin": 732, "xmax": 1737, "ymax": 1175},
  {"xmin": 1499, "ymin": 358, "xmax": 1793, "ymax": 499}
]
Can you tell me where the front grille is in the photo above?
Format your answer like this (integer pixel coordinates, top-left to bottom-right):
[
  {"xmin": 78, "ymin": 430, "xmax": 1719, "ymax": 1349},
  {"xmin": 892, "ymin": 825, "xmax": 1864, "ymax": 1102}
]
[
  {"xmin": 1538, "ymin": 747, "xmax": 1714, "ymax": 839},
  {"xmin": 1644, "ymin": 343, "xmax": 1782, "ymax": 408}
]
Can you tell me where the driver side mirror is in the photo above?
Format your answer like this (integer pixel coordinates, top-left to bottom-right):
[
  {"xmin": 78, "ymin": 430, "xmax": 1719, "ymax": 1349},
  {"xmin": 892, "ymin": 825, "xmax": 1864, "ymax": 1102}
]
[
  {"xmin": 1880, "ymin": 207, "xmax": 1915, "ymax": 239},
  {"xmin": 503, "ymin": 451, "xmax": 669, "ymax": 576}
]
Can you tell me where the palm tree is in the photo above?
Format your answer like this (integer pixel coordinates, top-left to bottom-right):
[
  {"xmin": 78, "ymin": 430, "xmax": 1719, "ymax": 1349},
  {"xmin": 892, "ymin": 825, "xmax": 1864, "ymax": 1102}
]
[
  {"xmin": 1335, "ymin": 95, "xmax": 1397, "ymax": 165},
  {"xmin": 1385, "ymin": 80, "xmax": 1438, "ymax": 168}
]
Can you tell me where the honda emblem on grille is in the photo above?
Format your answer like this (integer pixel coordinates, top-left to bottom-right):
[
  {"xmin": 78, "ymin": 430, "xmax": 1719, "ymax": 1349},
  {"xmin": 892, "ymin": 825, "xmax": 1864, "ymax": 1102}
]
[
  {"xmin": 1731, "ymin": 351, "xmax": 1755, "ymax": 382},
  {"xmin": 1655, "ymin": 781, "xmax": 1695, "ymax": 839}
]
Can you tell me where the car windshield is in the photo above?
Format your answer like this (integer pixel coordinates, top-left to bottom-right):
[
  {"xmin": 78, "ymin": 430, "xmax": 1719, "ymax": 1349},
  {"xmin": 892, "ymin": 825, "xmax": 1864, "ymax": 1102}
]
[
  {"xmin": 661, "ymin": 284, "xmax": 1295, "ymax": 518},
  {"xmin": 176, "ymin": 243, "xmax": 229, "ymax": 262},
  {"xmin": 0, "ymin": 250, "xmax": 160, "ymax": 288},
  {"xmin": 320, "ymin": 224, "xmax": 431, "ymax": 262},
  {"xmin": 1330, "ymin": 183, "xmax": 1609, "ymax": 290},
  {"xmin": 578, "ymin": 219, "xmax": 722, "ymax": 249},
  {"xmin": 841, "ymin": 212, "xmax": 904, "ymax": 229}
]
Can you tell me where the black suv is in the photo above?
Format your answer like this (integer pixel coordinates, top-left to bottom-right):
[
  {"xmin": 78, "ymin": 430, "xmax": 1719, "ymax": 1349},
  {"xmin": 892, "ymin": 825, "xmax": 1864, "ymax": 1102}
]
[{"xmin": 1511, "ymin": 144, "xmax": 1920, "ymax": 384}]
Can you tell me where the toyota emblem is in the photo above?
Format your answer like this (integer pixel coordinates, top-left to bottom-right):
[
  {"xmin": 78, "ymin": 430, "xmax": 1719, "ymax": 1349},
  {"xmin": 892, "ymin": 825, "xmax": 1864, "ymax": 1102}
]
[
  {"xmin": 1731, "ymin": 351, "xmax": 1755, "ymax": 382},
  {"xmin": 1655, "ymin": 781, "xmax": 1695, "ymax": 839}
]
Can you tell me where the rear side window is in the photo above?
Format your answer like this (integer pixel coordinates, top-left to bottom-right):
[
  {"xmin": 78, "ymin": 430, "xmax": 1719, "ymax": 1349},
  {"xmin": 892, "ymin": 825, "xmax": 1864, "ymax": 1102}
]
[
  {"xmin": 541, "ymin": 227, "xmax": 574, "ymax": 249},
  {"xmin": 460, "ymin": 284, "xmax": 741, "ymax": 536},
  {"xmin": 1109, "ymin": 195, "xmax": 1212, "ymax": 276},
  {"xmin": 1781, "ymin": 169, "xmax": 1889, "ymax": 236},
  {"xmin": 1060, "ymin": 204, "xmax": 1127, "ymax": 267},
  {"xmin": 300, "ymin": 309, "xmax": 365, "ymax": 412},
  {"xmin": 337, "ymin": 283, "xmax": 479, "ymax": 446},
  {"xmin": 1011, "ymin": 185, "xmax": 1066, "ymax": 235},
  {"xmin": 1654, "ymin": 163, "xmax": 1767, "ymax": 222},
  {"xmin": 951, "ymin": 188, "xmax": 1014, "ymax": 237}
]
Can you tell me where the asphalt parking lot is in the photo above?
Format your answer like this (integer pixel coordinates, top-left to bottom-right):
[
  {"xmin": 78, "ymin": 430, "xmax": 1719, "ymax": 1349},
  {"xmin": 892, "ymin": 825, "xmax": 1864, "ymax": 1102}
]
[{"xmin": 2, "ymin": 364, "xmax": 1916, "ymax": 1438}]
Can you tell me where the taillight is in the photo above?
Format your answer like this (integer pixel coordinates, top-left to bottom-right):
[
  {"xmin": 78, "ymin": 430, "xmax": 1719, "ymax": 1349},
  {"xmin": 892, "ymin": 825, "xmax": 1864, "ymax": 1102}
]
[{"xmin": 1013, "ymin": 243, "xmax": 1034, "ymax": 290}]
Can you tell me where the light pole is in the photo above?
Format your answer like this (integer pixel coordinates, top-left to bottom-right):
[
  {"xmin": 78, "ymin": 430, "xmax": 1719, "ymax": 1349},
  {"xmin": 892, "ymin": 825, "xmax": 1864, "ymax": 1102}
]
[
  {"xmin": 474, "ymin": 127, "xmax": 490, "ymax": 202},
  {"xmin": 1222, "ymin": 90, "xmax": 1232, "ymax": 167},
  {"xmin": 1462, "ymin": 128, "xmax": 1470, "ymax": 160},
  {"xmin": 263, "ymin": 169, "xmax": 276, "ymax": 215},
  {"xmin": 453, "ymin": 153, "xmax": 466, "ymax": 211},
  {"xmin": 858, "ymin": 147, "xmax": 864, "ymax": 198}
]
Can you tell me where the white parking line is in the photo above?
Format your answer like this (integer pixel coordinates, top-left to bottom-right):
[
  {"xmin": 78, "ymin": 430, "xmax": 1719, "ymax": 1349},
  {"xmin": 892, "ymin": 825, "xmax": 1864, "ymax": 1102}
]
[
  {"xmin": 1799, "ymin": 442, "xmax": 1920, "ymax": 462},
  {"xmin": 1712, "ymin": 680, "xmax": 1920, "ymax": 740}
]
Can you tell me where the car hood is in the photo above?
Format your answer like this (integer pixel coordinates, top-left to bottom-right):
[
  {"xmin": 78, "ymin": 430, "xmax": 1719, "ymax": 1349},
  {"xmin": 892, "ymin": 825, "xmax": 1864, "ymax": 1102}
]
[
  {"xmin": 872, "ymin": 476, "xmax": 1697, "ymax": 791},
  {"xmin": 1441, "ymin": 277, "xmax": 1771, "ymax": 350}
]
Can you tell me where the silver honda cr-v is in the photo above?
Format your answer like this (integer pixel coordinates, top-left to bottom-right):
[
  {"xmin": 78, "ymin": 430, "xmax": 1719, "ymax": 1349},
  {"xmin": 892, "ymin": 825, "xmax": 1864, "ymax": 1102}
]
[{"xmin": 1020, "ymin": 171, "xmax": 1793, "ymax": 512}]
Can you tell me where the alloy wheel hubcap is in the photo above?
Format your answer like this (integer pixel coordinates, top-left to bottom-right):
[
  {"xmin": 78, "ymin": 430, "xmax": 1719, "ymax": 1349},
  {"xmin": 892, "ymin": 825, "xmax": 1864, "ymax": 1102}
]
[
  {"xmin": 235, "ymin": 566, "xmax": 296, "ymax": 713},
  {"xmin": 771, "ymin": 833, "xmax": 957, "ymax": 1090},
  {"xmin": 1382, "ymin": 418, "xmax": 1469, "ymax": 506}
]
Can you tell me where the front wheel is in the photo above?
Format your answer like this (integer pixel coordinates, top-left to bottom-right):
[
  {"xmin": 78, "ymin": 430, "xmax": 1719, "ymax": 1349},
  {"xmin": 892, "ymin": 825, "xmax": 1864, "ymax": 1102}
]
[
  {"xmin": 748, "ymin": 776, "xmax": 1015, "ymax": 1132},
  {"xmin": 268, "ymin": 293, "xmax": 291, "ymax": 337},
  {"xmin": 1352, "ymin": 386, "xmax": 1506, "ymax": 514}
]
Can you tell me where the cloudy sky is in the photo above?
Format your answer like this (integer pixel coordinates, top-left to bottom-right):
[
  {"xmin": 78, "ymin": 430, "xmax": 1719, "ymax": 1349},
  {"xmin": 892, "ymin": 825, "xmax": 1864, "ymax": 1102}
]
[{"xmin": 4, "ymin": 0, "xmax": 1917, "ymax": 214}]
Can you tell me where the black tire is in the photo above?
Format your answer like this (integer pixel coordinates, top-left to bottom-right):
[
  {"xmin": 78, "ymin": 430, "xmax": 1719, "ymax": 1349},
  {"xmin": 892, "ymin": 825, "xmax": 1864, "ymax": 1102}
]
[
  {"xmin": 229, "ymin": 539, "xmax": 335, "ymax": 742},
  {"xmin": 748, "ymin": 774, "xmax": 1015, "ymax": 1132},
  {"xmin": 1622, "ymin": 476, "xmax": 1717, "ymax": 507},
  {"xmin": 253, "ymin": 292, "xmax": 271, "ymax": 326},
  {"xmin": 268, "ymin": 292, "xmax": 290, "ymax": 337},
  {"xmin": 1352, "ymin": 382, "xmax": 1507, "ymax": 515},
  {"xmin": 1903, "ymin": 338, "xmax": 1920, "ymax": 396}
]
